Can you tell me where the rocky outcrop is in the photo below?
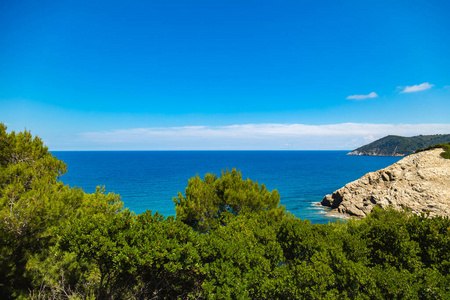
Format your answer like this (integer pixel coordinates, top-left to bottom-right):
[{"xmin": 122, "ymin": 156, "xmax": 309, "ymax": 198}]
[
  {"xmin": 321, "ymin": 148, "xmax": 450, "ymax": 218},
  {"xmin": 347, "ymin": 149, "xmax": 404, "ymax": 157}
]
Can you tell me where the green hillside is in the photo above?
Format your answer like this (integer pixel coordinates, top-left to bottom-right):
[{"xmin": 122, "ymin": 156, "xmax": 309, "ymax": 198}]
[{"xmin": 348, "ymin": 134, "xmax": 450, "ymax": 156}]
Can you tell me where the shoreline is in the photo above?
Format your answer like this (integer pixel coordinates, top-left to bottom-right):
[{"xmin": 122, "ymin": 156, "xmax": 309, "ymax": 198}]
[{"xmin": 313, "ymin": 202, "xmax": 352, "ymax": 221}]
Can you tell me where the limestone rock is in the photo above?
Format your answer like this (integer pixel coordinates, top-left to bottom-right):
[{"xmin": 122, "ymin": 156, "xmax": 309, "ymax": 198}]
[{"xmin": 321, "ymin": 148, "xmax": 450, "ymax": 218}]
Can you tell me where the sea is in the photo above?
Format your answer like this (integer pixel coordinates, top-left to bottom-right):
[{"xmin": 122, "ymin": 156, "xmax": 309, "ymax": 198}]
[{"xmin": 52, "ymin": 151, "xmax": 401, "ymax": 224}]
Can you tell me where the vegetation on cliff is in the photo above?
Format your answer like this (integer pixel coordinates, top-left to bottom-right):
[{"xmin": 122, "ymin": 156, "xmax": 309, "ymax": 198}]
[
  {"xmin": 348, "ymin": 134, "xmax": 450, "ymax": 156},
  {"xmin": 1, "ymin": 124, "xmax": 450, "ymax": 299},
  {"xmin": 415, "ymin": 142, "xmax": 450, "ymax": 159}
]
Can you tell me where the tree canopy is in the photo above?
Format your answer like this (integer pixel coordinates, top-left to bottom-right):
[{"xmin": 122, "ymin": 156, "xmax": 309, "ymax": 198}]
[{"xmin": 173, "ymin": 169, "xmax": 285, "ymax": 232}]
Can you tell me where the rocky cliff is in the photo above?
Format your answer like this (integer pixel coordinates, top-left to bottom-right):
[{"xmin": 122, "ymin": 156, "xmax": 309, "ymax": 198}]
[{"xmin": 321, "ymin": 148, "xmax": 450, "ymax": 218}]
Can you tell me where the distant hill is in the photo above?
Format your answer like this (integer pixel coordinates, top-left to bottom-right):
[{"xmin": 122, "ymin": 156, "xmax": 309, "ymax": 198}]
[{"xmin": 347, "ymin": 134, "xmax": 450, "ymax": 156}]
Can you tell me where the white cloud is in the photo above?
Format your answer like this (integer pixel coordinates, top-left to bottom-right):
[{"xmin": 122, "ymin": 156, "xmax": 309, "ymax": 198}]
[
  {"xmin": 78, "ymin": 123, "xmax": 450, "ymax": 150},
  {"xmin": 398, "ymin": 82, "xmax": 434, "ymax": 93},
  {"xmin": 346, "ymin": 92, "xmax": 378, "ymax": 100},
  {"xmin": 363, "ymin": 135, "xmax": 376, "ymax": 143},
  {"xmin": 444, "ymin": 85, "xmax": 450, "ymax": 89}
]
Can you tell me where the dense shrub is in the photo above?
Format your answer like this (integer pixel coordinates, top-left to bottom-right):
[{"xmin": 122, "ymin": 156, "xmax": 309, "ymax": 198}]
[{"xmin": 415, "ymin": 142, "xmax": 450, "ymax": 159}]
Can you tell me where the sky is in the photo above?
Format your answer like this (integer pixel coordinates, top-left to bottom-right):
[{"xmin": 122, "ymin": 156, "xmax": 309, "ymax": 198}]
[{"xmin": 1, "ymin": 0, "xmax": 450, "ymax": 150}]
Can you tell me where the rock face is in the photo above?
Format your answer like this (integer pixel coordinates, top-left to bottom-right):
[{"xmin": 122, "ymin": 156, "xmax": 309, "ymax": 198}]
[{"xmin": 321, "ymin": 148, "xmax": 450, "ymax": 218}]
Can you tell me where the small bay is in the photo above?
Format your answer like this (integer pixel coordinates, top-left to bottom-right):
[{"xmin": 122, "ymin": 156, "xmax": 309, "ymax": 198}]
[{"xmin": 52, "ymin": 151, "xmax": 401, "ymax": 223}]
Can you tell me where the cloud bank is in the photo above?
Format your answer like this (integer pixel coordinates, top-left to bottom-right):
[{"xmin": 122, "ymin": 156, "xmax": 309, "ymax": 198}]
[
  {"xmin": 78, "ymin": 123, "xmax": 450, "ymax": 150},
  {"xmin": 346, "ymin": 92, "xmax": 378, "ymax": 100},
  {"xmin": 399, "ymin": 82, "xmax": 434, "ymax": 93}
]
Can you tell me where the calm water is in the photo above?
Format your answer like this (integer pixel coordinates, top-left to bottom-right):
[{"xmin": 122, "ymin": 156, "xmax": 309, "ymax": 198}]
[{"xmin": 52, "ymin": 151, "xmax": 401, "ymax": 223}]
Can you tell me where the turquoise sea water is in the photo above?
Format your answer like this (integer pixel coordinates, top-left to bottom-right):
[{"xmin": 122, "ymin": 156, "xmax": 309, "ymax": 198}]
[{"xmin": 52, "ymin": 151, "xmax": 401, "ymax": 224}]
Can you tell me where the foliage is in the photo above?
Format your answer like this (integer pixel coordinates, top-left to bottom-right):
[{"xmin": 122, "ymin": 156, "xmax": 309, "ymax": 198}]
[
  {"xmin": 59, "ymin": 210, "xmax": 203, "ymax": 299},
  {"xmin": 274, "ymin": 208, "xmax": 450, "ymax": 299},
  {"xmin": 415, "ymin": 142, "xmax": 450, "ymax": 159},
  {"xmin": 173, "ymin": 168, "xmax": 284, "ymax": 232},
  {"xmin": 1, "ymin": 123, "xmax": 450, "ymax": 299},
  {"xmin": 198, "ymin": 211, "xmax": 284, "ymax": 299},
  {"xmin": 0, "ymin": 124, "xmax": 122, "ymax": 299}
]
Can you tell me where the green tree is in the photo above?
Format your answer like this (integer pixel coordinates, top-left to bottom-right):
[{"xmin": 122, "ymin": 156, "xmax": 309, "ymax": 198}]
[
  {"xmin": 173, "ymin": 169, "xmax": 284, "ymax": 232},
  {"xmin": 276, "ymin": 217, "xmax": 376, "ymax": 299},
  {"xmin": 133, "ymin": 212, "xmax": 203, "ymax": 299},
  {"xmin": 198, "ymin": 211, "xmax": 284, "ymax": 299},
  {"xmin": 406, "ymin": 213, "xmax": 450, "ymax": 275},
  {"xmin": 0, "ymin": 124, "xmax": 122, "ymax": 298},
  {"xmin": 355, "ymin": 207, "xmax": 422, "ymax": 271},
  {"xmin": 58, "ymin": 210, "xmax": 137, "ymax": 299},
  {"xmin": 0, "ymin": 123, "xmax": 67, "ymax": 297},
  {"xmin": 59, "ymin": 210, "xmax": 203, "ymax": 299}
]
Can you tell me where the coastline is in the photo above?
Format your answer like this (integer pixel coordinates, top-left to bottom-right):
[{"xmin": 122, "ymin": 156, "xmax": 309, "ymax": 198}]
[
  {"xmin": 347, "ymin": 150, "xmax": 405, "ymax": 157},
  {"xmin": 313, "ymin": 202, "xmax": 351, "ymax": 221},
  {"xmin": 321, "ymin": 148, "xmax": 450, "ymax": 219}
]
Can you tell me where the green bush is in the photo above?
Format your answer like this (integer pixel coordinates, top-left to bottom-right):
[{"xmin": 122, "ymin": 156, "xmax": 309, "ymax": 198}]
[
  {"xmin": 415, "ymin": 142, "xmax": 450, "ymax": 159},
  {"xmin": 173, "ymin": 168, "xmax": 285, "ymax": 232}
]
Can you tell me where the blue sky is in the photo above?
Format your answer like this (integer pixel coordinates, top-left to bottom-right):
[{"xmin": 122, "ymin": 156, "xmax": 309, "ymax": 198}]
[{"xmin": 1, "ymin": 0, "xmax": 449, "ymax": 150}]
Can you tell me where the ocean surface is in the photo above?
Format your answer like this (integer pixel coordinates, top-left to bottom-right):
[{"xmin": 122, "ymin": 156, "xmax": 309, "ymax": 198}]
[{"xmin": 52, "ymin": 151, "xmax": 402, "ymax": 224}]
